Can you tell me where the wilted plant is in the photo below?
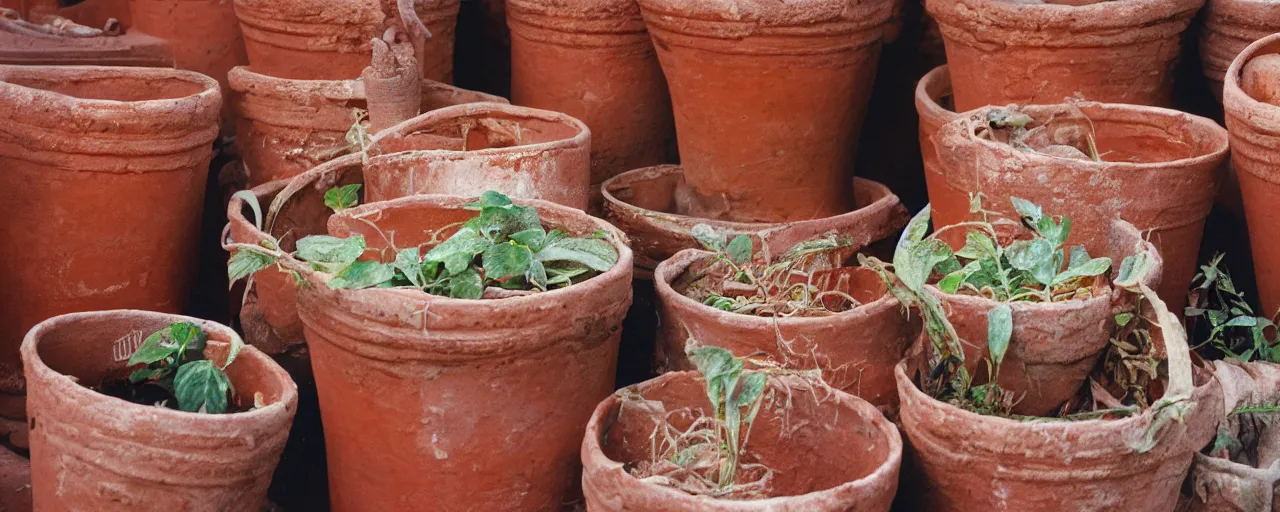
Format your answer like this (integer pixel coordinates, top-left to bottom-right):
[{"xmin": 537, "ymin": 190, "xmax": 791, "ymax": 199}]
[{"xmin": 1186, "ymin": 253, "xmax": 1280, "ymax": 363}]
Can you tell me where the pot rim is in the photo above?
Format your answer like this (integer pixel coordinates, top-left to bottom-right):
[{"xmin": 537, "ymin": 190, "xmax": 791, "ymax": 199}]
[
  {"xmin": 653, "ymin": 247, "xmax": 902, "ymax": 330},
  {"xmin": 927, "ymin": 0, "xmax": 1203, "ymax": 33},
  {"xmin": 582, "ymin": 370, "xmax": 903, "ymax": 506},
  {"xmin": 367, "ymin": 102, "xmax": 591, "ymax": 161},
  {"xmin": 636, "ymin": 0, "xmax": 896, "ymax": 29},
  {"xmin": 915, "ymin": 64, "xmax": 958, "ymax": 129},
  {"xmin": 1224, "ymin": 32, "xmax": 1280, "ymax": 135},
  {"xmin": 942, "ymin": 102, "xmax": 1229, "ymax": 172},
  {"xmin": 507, "ymin": 0, "xmax": 642, "ymax": 22},
  {"xmin": 1205, "ymin": 0, "xmax": 1280, "ymax": 29},
  {"xmin": 0, "ymin": 64, "xmax": 220, "ymax": 120},
  {"xmin": 228, "ymin": 65, "xmax": 362, "ymax": 101},
  {"xmin": 21, "ymin": 310, "xmax": 297, "ymax": 423}
]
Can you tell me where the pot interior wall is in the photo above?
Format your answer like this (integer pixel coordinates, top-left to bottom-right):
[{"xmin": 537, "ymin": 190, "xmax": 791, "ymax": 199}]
[
  {"xmin": 601, "ymin": 376, "xmax": 891, "ymax": 498},
  {"xmin": 1013, "ymin": 106, "xmax": 1221, "ymax": 164},
  {"xmin": 377, "ymin": 110, "xmax": 582, "ymax": 153},
  {"xmin": 7, "ymin": 75, "xmax": 206, "ymax": 102}
]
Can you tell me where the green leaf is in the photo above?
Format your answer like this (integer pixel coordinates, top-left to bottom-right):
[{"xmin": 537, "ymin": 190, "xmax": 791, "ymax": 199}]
[
  {"xmin": 323, "ymin": 184, "xmax": 362, "ymax": 212},
  {"xmin": 900, "ymin": 206, "xmax": 932, "ymax": 247},
  {"xmin": 465, "ymin": 204, "xmax": 541, "ymax": 240},
  {"xmin": 1038, "ymin": 215, "xmax": 1071, "ymax": 246},
  {"xmin": 939, "ymin": 260, "xmax": 981, "ymax": 294},
  {"xmin": 1068, "ymin": 246, "xmax": 1090, "ymax": 269},
  {"xmin": 128, "ymin": 367, "xmax": 171, "ymax": 383},
  {"xmin": 1010, "ymin": 197, "xmax": 1043, "ymax": 225},
  {"xmin": 987, "ymin": 305, "xmax": 1013, "ymax": 367},
  {"xmin": 425, "ymin": 227, "xmax": 491, "ymax": 266},
  {"xmin": 228, "ymin": 249, "xmax": 277, "ymax": 286},
  {"xmin": 1006, "ymin": 238, "xmax": 1056, "ymax": 286},
  {"xmin": 1115, "ymin": 312, "xmax": 1134, "ymax": 327},
  {"xmin": 442, "ymin": 252, "xmax": 474, "ymax": 276},
  {"xmin": 128, "ymin": 323, "xmax": 197, "ymax": 367},
  {"xmin": 955, "ymin": 231, "xmax": 997, "ymax": 260},
  {"xmin": 1052, "ymin": 257, "xmax": 1111, "ymax": 286},
  {"xmin": 735, "ymin": 372, "xmax": 766, "ymax": 409},
  {"xmin": 394, "ymin": 248, "xmax": 423, "ymax": 287},
  {"xmin": 296, "ymin": 235, "xmax": 366, "ymax": 272},
  {"xmin": 726, "ymin": 235, "xmax": 753, "ymax": 265},
  {"xmin": 173, "ymin": 360, "xmax": 232, "ymax": 413},
  {"xmin": 483, "ymin": 242, "xmax": 533, "ymax": 280},
  {"xmin": 687, "ymin": 345, "xmax": 739, "ymax": 418},
  {"xmin": 545, "ymin": 263, "xmax": 591, "ymax": 286},
  {"xmin": 536, "ymin": 237, "xmax": 618, "ymax": 272},
  {"xmin": 1115, "ymin": 254, "xmax": 1150, "ymax": 287},
  {"xmin": 448, "ymin": 268, "xmax": 484, "ymax": 299},
  {"xmin": 692, "ymin": 224, "xmax": 727, "ymax": 251},
  {"xmin": 510, "ymin": 228, "xmax": 547, "ymax": 251},
  {"xmin": 466, "ymin": 190, "xmax": 514, "ymax": 210},
  {"xmin": 527, "ymin": 259, "xmax": 548, "ymax": 290},
  {"xmin": 895, "ymin": 238, "xmax": 954, "ymax": 293},
  {"xmin": 328, "ymin": 260, "xmax": 396, "ymax": 289}
]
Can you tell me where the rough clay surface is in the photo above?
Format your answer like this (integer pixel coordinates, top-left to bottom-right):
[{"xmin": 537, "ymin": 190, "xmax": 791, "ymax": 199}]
[
  {"xmin": 635, "ymin": 0, "xmax": 898, "ymax": 223},
  {"xmin": 1200, "ymin": 0, "xmax": 1280, "ymax": 101},
  {"xmin": 581, "ymin": 371, "xmax": 902, "ymax": 510},
  {"xmin": 927, "ymin": 0, "xmax": 1203, "ymax": 110},
  {"xmin": 0, "ymin": 65, "xmax": 220, "ymax": 413},
  {"xmin": 364, "ymin": 102, "xmax": 592, "ymax": 210},
  {"xmin": 290, "ymin": 195, "xmax": 632, "ymax": 511},
  {"xmin": 932, "ymin": 102, "xmax": 1229, "ymax": 315},
  {"xmin": 915, "ymin": 64, "xmax": 962, "ymax": 224},
  {"xmin": 1183, "ymin": 360, "xmax": 1280, "ymax": 512},
  {"xmin": 22, "ymin": 311, "xmax": 296, "ymax": 511}
]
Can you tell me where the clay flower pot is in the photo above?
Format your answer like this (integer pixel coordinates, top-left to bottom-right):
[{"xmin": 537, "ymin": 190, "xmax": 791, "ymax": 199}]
[
  {"xmin": 653, "ymin": 250, "xmax": 916, "ymax": 409},
  {"xmin": 1224, "ymin": 33, "xmax": 1280, "ymax": 318},
  {"xmin": 636, "ymin": 0, "xmax": 899, "ymax": 223},
  {"xmin": 581, "ymin": 371, "xmax": 902, "ymax": 509},
  {"xmin": 291, "ymin": 194, "xmax": 632, "ymax": 510},
  {"xmin": 507, "ymin": 0, "xmax": 674, "ymax": 209},
  {"xmin": 1183, "ymin": 360, "xmax": 1280, "ymax": 511},
  {"xmin": 232, "ymin": 0, "xmax": 460, "ymax": 81},
  {"xmin": 364, "ymin": 102, "xmax": 592, "ymax": 210},
  {"xmin": 129, "ymin": 0, "xmax": 247, "ymax": 127},
  {"xmin": 896, "ymin": 293, "xmax": 1225, "ymax": 510},
  {"xmin": 228, "ymin": 66, "xmax": 506, "ymax": 187},
  {"xmin": 933, "ymin": 102, "xmax": 1229, "ymax": 313},
  {"xmin": 915, "ymin": 64, "xmax": 964, "ymax": 224},
  {"xmin": 927, "ymin": 0, "xmax": 1203, "ymax": 111},
  {"xmin": 22, "ymin": 310, "xmax": 297, "ymax": 510},
  {"xmin": 0, "ymin": 8, "xmax": 171, "ymax": 67},
  {"xmin": 0, "ymin": 65, "xmax": 220, "ymax": 416},
  {"xmin": 602, "ymin": 165, "xmax": 910, "ymax": 279},
  {"xmin": 1201, "ymin": 0, "xmax": 1280, "ymax": 102}
]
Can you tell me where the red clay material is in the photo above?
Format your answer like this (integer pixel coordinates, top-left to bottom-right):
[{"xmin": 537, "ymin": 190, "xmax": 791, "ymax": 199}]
[
  {"xmin": 932, "ymin": 102, "xmax": 1228, "ymax": 313},
  {"xmin": 130, "ymin": 0, "xmax": 246, "ymax": 128},
  {"xmin": 364, "ymin": 102, "xmax": 592, "ymax": 209},
  {"xmin": 927, "ymin": 0, "xmax": 1202, "ymax": 110},
  {"xmin": 915, "ymin": 64, "xmax": 964, "ymax": 225},
  {"xmin": 581, "ymin": 371, "xmax": 901, "ymax": 510},
  {"xmin": 232, "ymin": 0, "xmax": 460, "ymax": 81},
  {"xmin": 0, "ymin": 65, "xmax": 220, "ymax": 416},
  {"xmin": 293, "ymin": 194, "xmax": 632, "ymax": 511},
  {"xmin": 654, "ymin": 251, "xmax": 915, "ymax": 410},
  {"xmin": 507, "ymin": 0, "xmax": 673, "ymax": 210},
  {"xmin": 1201, "ymin": 0, "xmax": 1280, "ymax": 102},
  {"xmin": 228, "ymin": 66, "xmax": 505, "ymax": 187},
  {"xmin": 636, "ymin": 0, "xmax": 898, "ymax": 223},
  {"xmin": 602, "ymin": 165, "xmax": 909, "ymax": 279},
  {"xmin": 0, "ymin": 10, "xmax": 171, "ymax": 67},
  {"xmin": 1224, "ymin": 34, "xmax": 1280, "ymax": 318},
  {"xmin": 22, "ymin": 310, "xmax": 296, "ymax": 511},
  {"xmin": 1184, "ymin": 360, "xmax": 1280, "ymax": 512}
]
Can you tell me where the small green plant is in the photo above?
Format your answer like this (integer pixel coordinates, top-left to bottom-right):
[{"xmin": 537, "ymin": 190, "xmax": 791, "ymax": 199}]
[
  {"xmin": 683, "ymin": 225, "xmax": 855, "ymax": 317},
  {"xmin": 123, "ymin": 322, "xmax": 241, "ymax": 414},
  {"xmin": 324, "ymin": 184, "xmax": 361, "ymax": 212},
  {"xmin": 631, "ymin": 345, "xmax": 770, "ymax": 498},
  {"xmin": 1186, "ymin": 253, "xmax": 1280, "ymax": 363},
  {"xmin": 228, "ymin": 190, "xmax": 618, "ymax": 299}
]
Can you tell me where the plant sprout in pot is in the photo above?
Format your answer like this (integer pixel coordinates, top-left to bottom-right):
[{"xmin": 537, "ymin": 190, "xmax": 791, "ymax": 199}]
[
  {"xmin": 112, "ymin": 322, "xmax": 246, "ymax": 414},
  {"xmin": 861, "ymin": 195, "xmax": 1159, "ymax": 417}
]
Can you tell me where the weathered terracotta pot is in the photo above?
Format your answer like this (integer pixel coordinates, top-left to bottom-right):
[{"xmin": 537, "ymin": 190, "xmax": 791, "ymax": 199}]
[
  {"xmin": 1224, "ymin": 34, "xmax": 1280, "ymax": 318},
  {"xmin": 130, "ymin": 0, "xmax": 247, "ymax": 126},
  {"xmin": 0, "ymin": 9, "xmax": 170, "ymax": 67},
  {"xmin": 507, "ymin": 0, "xmax": 673, "ymax": 211},
  {"xmin": 654, "ymin": 251, "xmax": 916, "ymax": 409},
  {"xmin": 22, "ymin": 310, "xmax": 296, "ymax": 511},
  {"xmin": 1201, "ymin": 0, "xmax": 1280, "ymax": 102},
  {"xmin": 1183, "ymin": 360, "xmax": 1280, "ymax": 512},
  {"xmin": 933, "ymin": 102, "xmax": 1228, "ymax": 314},
  {"xmin": 927, "ymin": 0, "xmax": 1202, "ymax": 111},
  {"xmin": 0, "ymin": 446, "xmax": 31, "ymax": 511},
  {"xmin": 923, "ymin": 219, "xmax": 1162, "ymax": 417},
  {"xmin": 0, "ymin": 65, "xmax": 220, "ymax": 416},
  {"xmin": 364, "ymin": 102, "xmax": 592, "ymax": 209},
  {"xmin": 232, "ymin": 0, "xmax": 460, "ymax": 81},
  {"xmin": 897, "ymin": 291, "xmax": 1225, "ymax": 510},
  {"xmin": 293, "ymin": 194, "xmax": 632, "ymax": 510},
  {"xmin": 582, "ymin": 371, "xmax": 902, "ymax": 510},
  {"xmin": 636, "ymin": 0, "xmax": 899, "ymax": 223},
  {"xmin": 914, "ymin": 64, "xmax": 964, "ymax": 223},
  {"xmin": 602, "ymin": 165, "xmax": 909, "ymax": 279},
  {"xmin": 228, "ymin": 66, "xmax": 506, "ymax": 187}
]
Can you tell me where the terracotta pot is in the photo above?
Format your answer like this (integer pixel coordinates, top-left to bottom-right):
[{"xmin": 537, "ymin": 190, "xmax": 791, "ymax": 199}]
[
  {"xmin": 232, "ymin": 0, "xmax": 460, "ymax": 81},
  {"xmin": 1224, "ymin": 34, "xmax": 1280, "ymax": 318},
  {"xmin": 914, "ymin": 64, "xmax": 966, "ymax": 222},
  {"xmin": 507, "ymin": 0, "xmax": 674, "ymax": 211},
  {"xmin": 924, "ymin": 219, "xmax": 1162, "ymax": 417},
  {"xmin": 602, "ymin": 165, "xmax": 910, "ymax": 279},
  {"xmin": 292, "ymin": 194, "xmax": 632, "ymax": 510},
  {"xmin": 0, "ymin": 65, "xmax": 220, "ymax": 415},
  {"xmin": 653, "ymin": 250, "xmax": 916, "ymax": 410},
  {"xmin": 22, "ymin": 310, "xmax": 296, "ymax": 511},
  {"xmin": 636, "ymin": 0, "xmax": 899, "ymax": 223},
  {"xmin": 228, "ymin": 66, "xmax": 506, "ymax": 187},
  {"xmin": 932, "ymin": 102, "xmax": 1228, "ymax": 314},
  {"xmin": 1201, "ymin": 0, "xmax": 1280, "ymax": 102},
  {"xmin": 0, "ymin": 446, "xmax": 31, "ymax": 511},
  {"xmin": 581, "ymin": 371, "xmax": 902, "ymax": 510},
  {"xmin": 1183, "ymin": 360, "xmax": 1280, "ymax": 511},
  {"xmin": 927, "ymin": 0, "xmax": 1202, "ymax": 111},
  {"xmin": 364, "ymin": 102, "xmax": 592, "ymax": 209},
  {"xmin": 0, "ymin": 11, "xmax": 171, "ymax": 67}
]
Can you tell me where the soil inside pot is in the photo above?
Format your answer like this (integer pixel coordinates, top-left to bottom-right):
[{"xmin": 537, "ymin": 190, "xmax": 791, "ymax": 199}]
[
  {"xmin": 976, "ymin": 105, "xmax": 1202, "ymax": 163},
  {"xmin": 94, "ymin": 377, "xmax": 247, "ymax": 413}
]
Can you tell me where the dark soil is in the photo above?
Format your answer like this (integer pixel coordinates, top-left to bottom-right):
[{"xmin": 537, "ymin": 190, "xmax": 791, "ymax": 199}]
[{"xmin": 94, "ymin": 378, "xmax": 244, "ymax": 414}]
